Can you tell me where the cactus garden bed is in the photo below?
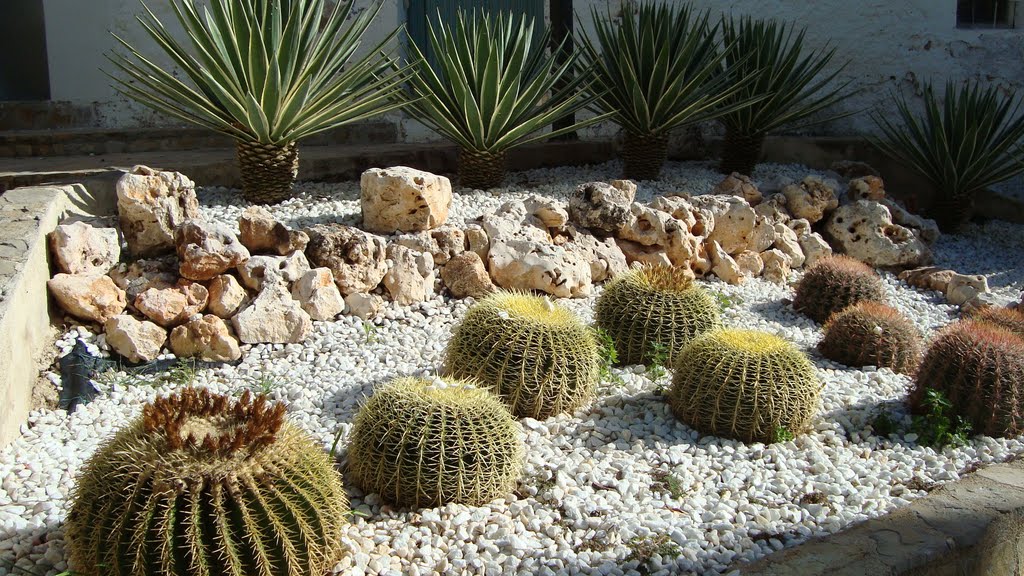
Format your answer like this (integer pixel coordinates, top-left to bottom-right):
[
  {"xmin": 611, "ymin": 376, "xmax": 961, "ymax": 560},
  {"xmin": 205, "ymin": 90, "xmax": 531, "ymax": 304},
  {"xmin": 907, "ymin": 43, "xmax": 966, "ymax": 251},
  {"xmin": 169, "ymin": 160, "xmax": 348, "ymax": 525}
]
[{"xmin": 3, "ymin": 159, "xmax": 1024, "ymax": 576}]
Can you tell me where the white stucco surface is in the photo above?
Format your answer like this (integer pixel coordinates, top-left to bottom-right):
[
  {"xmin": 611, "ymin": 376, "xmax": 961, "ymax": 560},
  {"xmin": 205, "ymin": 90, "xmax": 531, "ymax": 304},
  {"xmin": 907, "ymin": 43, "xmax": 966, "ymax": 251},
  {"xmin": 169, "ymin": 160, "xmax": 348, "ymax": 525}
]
[{"xmin": 37, "ymin": 0, "xmax": 1024, "ymax": 136}]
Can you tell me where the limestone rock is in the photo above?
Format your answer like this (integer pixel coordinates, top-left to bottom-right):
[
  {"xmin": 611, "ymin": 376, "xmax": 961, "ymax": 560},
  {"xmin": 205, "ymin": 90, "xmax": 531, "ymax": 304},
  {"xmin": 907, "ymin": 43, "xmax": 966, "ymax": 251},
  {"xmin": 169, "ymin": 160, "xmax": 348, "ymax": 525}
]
[
  {"xmin": 107, "ymin": 259, "xmax": 178, "ymax": 304},
  {"xmin": 825, "ymin": 201, "xmax": 933, "ymax": 268},
  {"xmin": 749, "ymin": 216, "xmax": 776, "ymax": 253},
  {"xmin": 231, "ymin": 281, "xmax": 311, "ymax": 344},
  {"xmin": 360, "ymin": 166, "xmax": 452, "ymax": 233},
  {"xmin": 464, "ymin": 224, "xmax": 489, "ymax": 260},
  {"xmin": 383, "ymin": 244, "xmax": 435, "ymax": 306},
  {"xmin": 487, "ymin": 239, "xmax": 591, "ymax": 298},
  {"xmin": 734, "ymin": 250, "xmax": 764, "ymax": 278},
  {"xmin": 237, "ymin": 251, "xmax": 311, "ymax": 291},
  {"xmin": 441, "ymin": 252, "xmax": 495, "ymax": 299},
  {"xmin": 962, "ymin": 291, "xmax": 1015, "ymax": 315},
  {"xmin": 175, "ymin": 219, "xmax": 250, "ymax": 281},
  {"xmin": 772, "ymin": 223, "xmax": 805, "ymax": 268},
  {"xmin": 848, "ymin": 176, "xmax": 886, "ymax": 202},
  {"xmin": 345, "ymin": 292, "xmax": 383, "ymax": 320},
  {"xmin": 207, "ymin": 274, "xmax": 248, "ymax": 318},
  {"xmin": 170, "ymin": 314, "xmax": 242, "ymax": 362},
  {"xmin": 617, "ymin": 239, "xmax": 673, "ymax": 268},
  {"xmin": 568, "ymin": 231, "xmax": 628, "ymax": 282},
  {"xmin": 883, "ymin": 199, "xmax": 940, "ymax": 244},
  {"xmin": 782, "ymin": 176, "xmax": 838, "ymax": 224},
  {"xmin": 116, "ymin": 165, "xmax": 200, "ymax": 257},
  {"xmin": 691, "ymin": 194, "xmax": 756, "ymax": 255},
  {"xmin": 394, "ymin": 226, "xmax": 466, "ymax": 265},
  {"xmin": 946, "ymin": 273, "xmax": 989, "ymax": 307},
  {"xmin": 709, "ymin": 240, "xmax": 745, "ymax": 285},
  {"xmin": 796, "ymin": 230, "xmax": 833, "ymax": 268},
  {"xmin": 760, "ymin": 249, "xmax": 793, "ymax": 284},
  {"xmin": 291, "ymin": 268, "xmax": 345, "ymax": 321},
  {"xmin": 650, "ymin": 195, "xmax": 714, "ymax": 238},
  {"xmin": 104, "ymin": 314, "xmax": 166, "ymax": 363},
  {"xmin": 479, "ymin": 201, "xmax": 551, "ymax": 244},
  {"xmin": 304, "ymin": 224, "xmax": 388, "ymax": 295},
  {"xmin": 568, "ymin": 181, "xmax": 636, "ymax": 233},
  {"xmin": 48, "ymin": 274, "xmax": 126, "ymax": 323},
  {"xmin": 898, "ymin": 267, "xmax": 956, "ymax": 293},
  {"xmin": 49, "ymin": 221, "xmax": 120, "ymax": 275},
  {"xmin": 754, "ymin": 193, "xmax": 791, "ymax": 225},
  {"xmin": 238, "ymin": 205, "xmax": 309, "ymax": 255},
  {"xmin": 134, "ymin": 283, "xmax": 208, "ymax": 327},
  {"xmin": 714, "ymin": 172, "xmax": 762, "ymax": 205},
  {"xmin": 619, "ymin": 203, "xmax": 702, "ymax": 267},
  {"xmin": 524, "ymin": 195, "xmax": 569, "ymax": 229}
]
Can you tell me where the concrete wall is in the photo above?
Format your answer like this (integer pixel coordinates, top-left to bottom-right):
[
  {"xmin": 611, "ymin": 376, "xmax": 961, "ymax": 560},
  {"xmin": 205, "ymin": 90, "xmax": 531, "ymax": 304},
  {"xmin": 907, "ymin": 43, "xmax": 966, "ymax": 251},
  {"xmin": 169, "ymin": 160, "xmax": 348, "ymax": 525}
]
[{"xmin": 36, "ymin": 0, "xmax": 1024, "ymax": 136}]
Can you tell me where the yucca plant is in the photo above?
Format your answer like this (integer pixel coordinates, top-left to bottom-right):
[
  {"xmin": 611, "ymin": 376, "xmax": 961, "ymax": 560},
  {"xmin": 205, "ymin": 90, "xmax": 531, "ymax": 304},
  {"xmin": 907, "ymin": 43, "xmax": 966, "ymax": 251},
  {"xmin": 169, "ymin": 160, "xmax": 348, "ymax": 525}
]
[
  {"xmin": 401, "ymin": 10, "xmax": 602, "ymax": 190},
  {"xmin": 873, "ymin": 80, "xmax": 1024, "ymax": 232},
  {"xmin": 716, "ymin": 16, "xmax": 852, "ymax": 176},
  {"xmin": 578, "ymin": 2, "xmax": 744, "ymax": 181},
  {"xmin": 108, "ymin": 0, "xmax": 409, "ymax": 204}
]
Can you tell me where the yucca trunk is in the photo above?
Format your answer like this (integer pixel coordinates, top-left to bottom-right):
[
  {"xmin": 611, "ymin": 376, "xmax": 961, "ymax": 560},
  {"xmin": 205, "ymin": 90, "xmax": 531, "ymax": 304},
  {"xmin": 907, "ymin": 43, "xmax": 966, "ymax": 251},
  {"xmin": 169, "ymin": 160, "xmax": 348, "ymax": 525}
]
[
  {"xmin": 458, "ymin": 147, "xmax": 507, "ymax": 190},
  {"xmin": 622, "ymin": 132, "xmax": 670, "ymax": 181},
  {"xmin": 236, "ymin": 140, "xmax": 300, "ymax": 204},
  {"xmin": 718, "ymin": 128, "xmax": 765, "ymax": 176},
  {"xmin": 929, "ymin": 190, "xmax": 977, "ymax": 233}
]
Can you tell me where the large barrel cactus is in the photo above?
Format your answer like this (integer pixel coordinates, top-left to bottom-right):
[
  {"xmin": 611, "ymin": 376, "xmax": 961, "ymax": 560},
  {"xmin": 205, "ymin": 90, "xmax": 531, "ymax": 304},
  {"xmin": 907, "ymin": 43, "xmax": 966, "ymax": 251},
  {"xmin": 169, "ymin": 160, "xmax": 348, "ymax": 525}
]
[
  {"xmin": 911, "ymin": 319, "xmax": 1024, "ymax": 438},
  {"xmin": 595, "ymin": 264, "xmax": 721, "ymax": 366},
  {"xmin": 347, "ymin": 377, "xmax": 524, "ymax": 507},
  {"xmin": 818, "ymin": 301, "xmax": 922, "ymax": 374},
  {"xmin": 670, "ymin": 329, "xmax": 821, "ymax": 443},
  {"xmin": 67, "ymin": 388, "xmax": 348, "ymax": 576},
  {"xmin": 443, "ymin": 292, "xmax": 600, "ymax": 419},
  {"xmin": 970, "ymin": 306, "xmax": 1024, "ymax": 337},
  {"xmin": 793, "ymin": 255, "xmax": 885, "ymax": 323}
]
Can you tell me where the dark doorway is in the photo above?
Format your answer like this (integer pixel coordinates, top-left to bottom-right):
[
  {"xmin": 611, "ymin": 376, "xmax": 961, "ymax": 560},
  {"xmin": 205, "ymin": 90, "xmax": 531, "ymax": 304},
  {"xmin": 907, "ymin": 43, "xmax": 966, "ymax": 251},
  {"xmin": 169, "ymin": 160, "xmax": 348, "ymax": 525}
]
[{"xmin": 0, "ymin": 0, "xmax": 50, "ymax": 101}]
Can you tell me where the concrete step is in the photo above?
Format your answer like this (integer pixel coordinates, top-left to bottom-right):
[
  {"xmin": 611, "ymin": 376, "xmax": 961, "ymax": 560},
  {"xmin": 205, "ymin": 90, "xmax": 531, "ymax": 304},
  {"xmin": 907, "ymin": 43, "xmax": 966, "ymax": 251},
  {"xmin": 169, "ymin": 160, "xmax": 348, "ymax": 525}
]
[{"xmin": 0, "ymin": 120, "xmax": 399, "ymax": 158}]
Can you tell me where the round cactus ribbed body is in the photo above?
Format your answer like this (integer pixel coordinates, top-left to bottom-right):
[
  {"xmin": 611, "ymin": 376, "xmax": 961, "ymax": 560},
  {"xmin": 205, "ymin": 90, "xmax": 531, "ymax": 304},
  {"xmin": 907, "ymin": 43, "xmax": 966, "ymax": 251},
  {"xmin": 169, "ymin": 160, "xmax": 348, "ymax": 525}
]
[
  {"xmin": 670, "ymin": 329, "xmax": 821, "ymax": 443},
  {"xmin": 970, "ymin": 306, "xmax": 1024, "ymax": 337},
  {"xmin": 818, "ymin": 301, "xmax": 923, "ymax": 374},
  {"xmin": 66, "ymin": 388, "xmax": 348, "ymax": 576},
  {"xmin": 793, "ymin": 255, "xmax": 886, "ymax": 323},
  {"xmin": 347, "ymin": 377, "xmax": 524, "ymax": 508},
  {"xmin": 910, "ymin": 320, "xmax": 1024, "ymax": 438},
  {"xmin": 443, "ymin": 292, "xmax": 600, "ymax": 419},
  {"xmin": 595, "ymin": 265, "xmax": 721, "ymax": 366}
]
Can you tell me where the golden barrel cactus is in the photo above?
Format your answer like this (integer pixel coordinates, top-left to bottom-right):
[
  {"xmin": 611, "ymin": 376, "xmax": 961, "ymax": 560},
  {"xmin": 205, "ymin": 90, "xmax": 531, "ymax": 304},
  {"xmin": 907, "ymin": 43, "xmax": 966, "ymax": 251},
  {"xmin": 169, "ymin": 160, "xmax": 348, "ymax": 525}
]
[{"xmin": 793, "ymin": 255, "xmax": 885, "ymax": 323}]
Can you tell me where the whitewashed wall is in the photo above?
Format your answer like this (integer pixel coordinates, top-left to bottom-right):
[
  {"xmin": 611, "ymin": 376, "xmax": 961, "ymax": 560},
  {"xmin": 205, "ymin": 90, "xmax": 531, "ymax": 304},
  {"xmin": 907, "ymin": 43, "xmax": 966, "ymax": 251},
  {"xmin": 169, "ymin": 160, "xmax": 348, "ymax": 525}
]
[{"xmin": 40, "ymin": 0, "xmax": 1024, "ymax": 136}]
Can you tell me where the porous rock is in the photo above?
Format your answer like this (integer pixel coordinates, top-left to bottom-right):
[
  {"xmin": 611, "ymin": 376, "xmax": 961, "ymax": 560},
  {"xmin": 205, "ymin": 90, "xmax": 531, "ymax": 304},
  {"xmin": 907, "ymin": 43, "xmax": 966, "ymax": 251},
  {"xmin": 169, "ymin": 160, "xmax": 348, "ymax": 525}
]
[
  {"xmin": 619, "ymin": 203, "xmax": 702, "ymax": 267},
  {"xmin": 848, "ymin": 176, "xmax": 886, "ymax": 202},
  {"xmin": 48, "ymin": 274, "xmax": 126, "ymax": 323},
  {"xmin": 345, "ymin": 292, "xmax": 383, "ymax": 320},
  {"xmin": 104, "ymin": 314, "xmax": 166, "ymax": 363},
  {"xmin": 782, "ymin": 176, "xmax": 838, "ymax": 224},
  {"xmin": 291, "ymin": 268, "xmax": 345, "ymax": 321},
  {"xmin": 304, "ymin": 224, "xmax": 388, "ymax": 295},
  {"xmin": 231, "ymin": 281, "xmax": 312, "ymax": 344},
  {"xmin": 883, "ymin": 199, "xmax": 941, "ymax": 244},
  {"xmin": 237, "ymin": 251, "xmax": 311, "ymax": 291},
  {"xmin": 709, "ymin": 240, "xmax": 745, "ymax": 285},
  {"xmin": 690, "ymin": 194, "xmax": 756, "ymax": 255},
  {"xmin": 174, "ymin": 219, "xmax": 250, "ymax": 281},
  {"xmin": 898, "ymin": 267, "xmax": 956, "ymax": 293},
  {"xmin": 567, "ymin": 231, "xmax": 628, "ymax": 282},
  {"xmin": 134, "ymin": 283, "xmax": 208, "ymax": 327},
  {"xmin": 49, "ymin": 221, "xmax": 120, "ymax": 275},
  {"xmin": 170, "ymin": 314, "xmax": 242, "ymax": 362},
  {"xmin": 441, "ymin": 252, "xmax": 495, "ymax": 299},
  {"xmin": 772, "ymin": 223, "xmax": 805, "ymax": 268},
  {"xmin": 383, "ymin": 244, "xmax": 435, "ymax": 306},
  {"xmin": 487, "ymin": 239, "xmax": 591, "ymax": 298},
  {"xmin": 825, "ymin": 201, "xmax": 933, "ymax": 268},
  {"xmin": 206, "ymin": 274, "xmax": 247, "ymax": 318},
  {"xmin": 568, "ymin": 180, "xmax": 636, "ymax": 233},
  {"xmin": 734, "ymin": 250, "xmax": 764, "ymax": 278},
  {"xmin": 238, "ymin": 205, "xmax": 309, "ymax": 255},
  {"xmin": 714, "ymin": 172, "xmax": 762, "ymax": 205},
  {"xmin": 946, "ymin": 273, "xmax": 989, "ymax": 307},
  {"xmin": 617, "ymin": 239, "xmax": 673, "ymax": 268},
  {"xmin": 116, "ymin": 165, "xmax": 200, "ymax": 257},
  {"xmin": 760, "ymin": 249, "xmax": 793, "ymax": 284},
  {"xmin": 360, "ymin": 166, "xmax": 452, "ymax": 233}
]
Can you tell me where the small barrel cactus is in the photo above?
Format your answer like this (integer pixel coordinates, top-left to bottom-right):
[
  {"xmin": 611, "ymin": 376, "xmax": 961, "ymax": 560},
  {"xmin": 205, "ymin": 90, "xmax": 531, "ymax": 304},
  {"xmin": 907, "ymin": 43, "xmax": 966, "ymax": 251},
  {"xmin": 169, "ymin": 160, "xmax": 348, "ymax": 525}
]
[
  {"xmin": 970, "ymin": 306, "xmax": 1024, "ymax": 337},
  {"xmin": 443, "ymin": 292, "xmax": 600, "ymax": 419},
  {"xmin": 670, "ymin": 329, "xmax": 821, "ymax": 443},
  {"xmin": 818, "ymin": 301, "xmax": 923, "ymax": 374},
  {"xmin": 910, "ymin": 320, "xmax": 1024, "ymax": 438},
  {"xmin": 347, "ymin": 377, "xmax": 524, "ymax": 507},
  {"xmin": 67, "ymin": 388, "xmax": 348, "ymax": 576},
  {"xmin": 595, "ymin": 264, "xmax": 721, "ymax": 366},
  {"xmin": 793, "ymin": 255, "xmax": 885, "ymax": 323}
]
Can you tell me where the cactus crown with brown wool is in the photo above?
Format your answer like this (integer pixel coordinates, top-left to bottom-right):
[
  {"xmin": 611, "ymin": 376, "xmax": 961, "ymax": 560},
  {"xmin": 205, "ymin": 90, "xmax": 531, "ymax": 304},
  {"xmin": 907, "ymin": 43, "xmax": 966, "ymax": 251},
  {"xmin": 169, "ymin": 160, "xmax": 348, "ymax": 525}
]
[
  {"xmin": 670, "ymin": 329, "xmax": 821, "ymax": 443},
  {"xmin": 970, "ymin": 306, "xmax": 1024, "ymax": 338},
  {"xmin": 443, "ymin": 292, "xmax": 600, "ymax": 419},
  {"xmin": 911, "ymin": 319, "xmax": 1024, "ymax": 438},
  {"xmin": 818, "ymin": 301, "xmax": 923, "ymax": 374},
  {"xmin": 347, "ymin": 377, "xmax": 524, "ymax": 508},
  {"xmin": 793, "ymin": 255, "xmax": 886, "ymax": 323},
  {"xmin": 595, "ymin": 264, "xmax": 721, "ymax": 366},
  {"xmin": 66, "ymin": 388, "xmax": 348, "ymax": 576}
]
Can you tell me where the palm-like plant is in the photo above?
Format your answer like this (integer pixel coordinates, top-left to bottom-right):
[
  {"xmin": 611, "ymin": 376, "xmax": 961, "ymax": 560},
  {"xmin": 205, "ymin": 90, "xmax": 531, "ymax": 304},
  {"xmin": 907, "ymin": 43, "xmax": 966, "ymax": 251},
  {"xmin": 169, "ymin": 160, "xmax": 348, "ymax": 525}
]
[
  {"xmin": 401, "ymin": 10, "xmax": 602, "ymax": 190},
  {"xmin": 716, "ymin": 16, "xmax": 853, "ymax": 176},
  {"xmin": 873, "ymin": 81, "xmax": 1024, "ymax": 232},
  {"xmin": 109, "ymin": 0, "xmax": 409, "ymax": 204},
  {"xmin": 578, "ymin": 2, "xmax": 743, "ymax": 181}
]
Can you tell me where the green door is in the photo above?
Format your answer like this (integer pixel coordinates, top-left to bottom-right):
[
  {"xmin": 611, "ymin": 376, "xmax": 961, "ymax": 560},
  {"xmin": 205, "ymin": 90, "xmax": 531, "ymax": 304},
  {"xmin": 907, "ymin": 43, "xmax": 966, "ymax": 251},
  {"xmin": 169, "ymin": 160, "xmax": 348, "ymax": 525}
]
[{"xmin": 406, "ymin": 0, "xmax": 546, "ymax": 67}]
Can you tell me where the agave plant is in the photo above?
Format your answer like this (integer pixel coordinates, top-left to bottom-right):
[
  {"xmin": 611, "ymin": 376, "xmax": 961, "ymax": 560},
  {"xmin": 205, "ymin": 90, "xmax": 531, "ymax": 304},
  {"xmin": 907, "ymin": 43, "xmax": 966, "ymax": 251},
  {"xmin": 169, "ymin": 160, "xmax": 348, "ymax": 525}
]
[
  {"xmin": 108, "ymin": 0, "xmax": 409, "ymax": 204},
  {"xmin": 872, "ymin": 80, "xmax": 1024, "ymax": 232},
  {"xmin": 716, "ymin": 16, "xmax": 852, "ymax": 176},
  {"xmin": 578, "ymin": 2, "xmax": 744, "ymax": 181},
  {"xmin": 401, "ymin": 10, "xmax": 602, "ymax": 190}
]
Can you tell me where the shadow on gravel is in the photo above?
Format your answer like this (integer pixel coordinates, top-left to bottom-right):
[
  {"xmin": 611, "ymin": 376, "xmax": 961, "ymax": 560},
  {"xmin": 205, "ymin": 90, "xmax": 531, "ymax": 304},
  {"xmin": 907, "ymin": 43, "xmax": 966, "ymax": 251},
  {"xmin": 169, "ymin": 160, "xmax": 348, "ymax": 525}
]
[{"xmin": 0, "ymin": 522, "xmax": 66, "ymax": 576}]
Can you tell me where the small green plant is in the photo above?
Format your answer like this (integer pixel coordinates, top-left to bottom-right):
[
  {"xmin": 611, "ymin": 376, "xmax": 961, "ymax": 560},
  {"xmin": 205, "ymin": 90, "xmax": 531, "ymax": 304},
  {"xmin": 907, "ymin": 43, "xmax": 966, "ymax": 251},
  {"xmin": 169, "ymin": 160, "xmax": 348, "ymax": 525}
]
[
  {"xmin": 772, "ymin": 425, "xmax": 795, "ymax": 443},
  {"xmin": 713, "ymin": 292, "xmax": 739, "ymax": 311},
  {"xmin": 650, "ymin": 470, "xmax": 687, "ymax": 500},
  {"xmin": 242, "ymin": 373, "xmax": 283, "ymax": 396},
  {"xmin": 625, "ymin": 533, "xmax": 682, "ymax": 571},
  {"xmin": 911, "ymin": 389, "xmax": 973, "ymax": 448},
  {"xmin": 362, "ymin": 321, "xmax": 378, "ymax": 343},
  {"xmin": 595, "ymin": 328, "xmax": 625, "ymax": 386},
  {"xmin": 646, "ymin": 342, "xmax": 670, "ymax": 382},
  {"xmin": 156, "ymin": 358, "xmax": 198, "ymax": 388}
]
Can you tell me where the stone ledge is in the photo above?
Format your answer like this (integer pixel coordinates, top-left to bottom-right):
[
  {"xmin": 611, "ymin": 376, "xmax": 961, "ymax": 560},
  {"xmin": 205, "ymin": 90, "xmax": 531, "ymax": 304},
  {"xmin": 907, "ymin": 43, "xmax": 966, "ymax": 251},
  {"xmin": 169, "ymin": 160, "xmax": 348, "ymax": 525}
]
[{"xmin": 733, "ymin": 457, "xmax": 1024, "ymax": 575}]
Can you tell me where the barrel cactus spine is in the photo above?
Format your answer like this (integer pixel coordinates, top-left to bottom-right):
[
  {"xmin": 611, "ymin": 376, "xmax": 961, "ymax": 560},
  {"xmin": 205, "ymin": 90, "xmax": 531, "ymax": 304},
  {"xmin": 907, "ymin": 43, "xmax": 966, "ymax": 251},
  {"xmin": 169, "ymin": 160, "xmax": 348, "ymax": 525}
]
[
  {"xmin": 793, "ymin": 255, "xmax": 886, "ymax": 323},
  {"xmin": 818, "ymin": 301, "xmax": 923, "ymax": 374}
]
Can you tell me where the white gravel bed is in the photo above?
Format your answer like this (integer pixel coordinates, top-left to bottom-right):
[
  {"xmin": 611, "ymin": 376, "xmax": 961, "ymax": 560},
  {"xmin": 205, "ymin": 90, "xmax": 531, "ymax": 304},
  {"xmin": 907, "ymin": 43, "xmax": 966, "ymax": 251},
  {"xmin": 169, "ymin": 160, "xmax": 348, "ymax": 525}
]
[{"xmin": 2, "ymin": 160, "xmax": 1023, "ymax": 576}]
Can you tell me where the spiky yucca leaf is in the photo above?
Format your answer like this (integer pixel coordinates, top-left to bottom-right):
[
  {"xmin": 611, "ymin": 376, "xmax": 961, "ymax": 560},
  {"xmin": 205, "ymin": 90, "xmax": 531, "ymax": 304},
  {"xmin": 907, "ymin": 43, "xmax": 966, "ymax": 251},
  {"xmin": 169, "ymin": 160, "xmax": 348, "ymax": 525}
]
[
  {"xmin": 108, "ymin": 0, "xmax": 409, "ymax": 145},
  {"xmin": 872, "ymin": 81, "xmax": 1024, "ymax": 231},
  {"xmin": 402, "ymin": 10, "xmax": 602, "ymax": 162}
]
